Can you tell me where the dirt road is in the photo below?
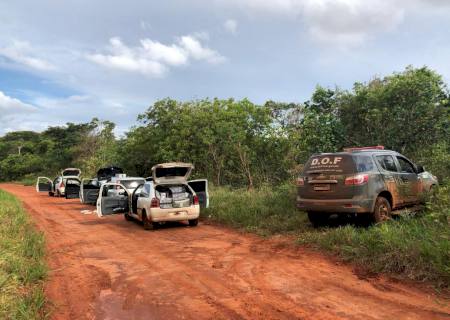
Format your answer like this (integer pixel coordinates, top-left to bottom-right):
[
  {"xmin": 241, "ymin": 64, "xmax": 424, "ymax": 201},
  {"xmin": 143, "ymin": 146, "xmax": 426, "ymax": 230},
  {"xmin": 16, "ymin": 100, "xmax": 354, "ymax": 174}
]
[{"xmin": 1, "ymin": 184, "xmax": 449, "ymax": 320}]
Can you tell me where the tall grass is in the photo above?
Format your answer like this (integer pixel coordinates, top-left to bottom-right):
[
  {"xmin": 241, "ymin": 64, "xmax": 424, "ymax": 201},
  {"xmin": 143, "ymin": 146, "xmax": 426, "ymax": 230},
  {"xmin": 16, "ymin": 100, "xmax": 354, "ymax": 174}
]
[
  {"xmin": 0, "ymin": 190, "xmax": 48, "ymax": 319},
  {"xmin": 203, "ymin": 183, "xmax": 308, "ymax": 236},
  {"xmin": 298, "ymin": 186, "xmax": 450, "ymax": 287}
]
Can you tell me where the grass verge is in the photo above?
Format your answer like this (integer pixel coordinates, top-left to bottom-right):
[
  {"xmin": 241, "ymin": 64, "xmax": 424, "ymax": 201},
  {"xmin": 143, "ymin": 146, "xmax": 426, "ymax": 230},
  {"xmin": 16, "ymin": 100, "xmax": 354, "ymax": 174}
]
[
  {"xmin": 204, "ymin": 184, "xmax": 450, "ymax": 288},
  {"xmin": 203, "ymin": 183, "xmax": 308, "ymax": 236},
  {"xmin": 0, "ymin": 189, "xmax": 48, "ymax": 319}
]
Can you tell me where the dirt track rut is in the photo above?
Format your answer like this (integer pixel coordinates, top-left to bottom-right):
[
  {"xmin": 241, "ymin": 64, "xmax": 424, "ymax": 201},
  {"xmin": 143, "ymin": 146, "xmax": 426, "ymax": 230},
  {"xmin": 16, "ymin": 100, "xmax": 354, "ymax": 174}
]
[{"xmin": 1, "ymin": 184, "xmax": 449, "ymax": 320}]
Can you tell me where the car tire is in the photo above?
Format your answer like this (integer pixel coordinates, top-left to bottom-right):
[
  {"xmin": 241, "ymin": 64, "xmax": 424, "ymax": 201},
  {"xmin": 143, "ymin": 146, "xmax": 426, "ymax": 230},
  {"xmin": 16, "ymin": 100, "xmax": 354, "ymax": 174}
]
[
  {"xmin": 142, "ymin": 211, "xmax": 157, "ymax": 230},
  {"xmin": 372, "ymin": 197, "xmax": 391, "ymax": 223},
  {"xmin": 307, "ymin": 212, "xmax": 328, "ymax": 227},
  {"xmin": 188, "ymin": 218, "xmax": 199, "ymax": 227},
  {"xmin": 49, "ymin": 192, "xmax": 54, "ymax": 197},
  {"xmin": 124, "ymin": 213, "xmax": 133, "ymax": 221}
]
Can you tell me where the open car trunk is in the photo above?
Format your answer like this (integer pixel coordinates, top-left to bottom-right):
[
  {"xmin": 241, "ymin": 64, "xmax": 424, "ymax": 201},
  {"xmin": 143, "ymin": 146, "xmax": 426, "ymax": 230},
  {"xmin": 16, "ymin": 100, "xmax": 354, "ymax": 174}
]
[
  {"xmin": 96, "ymin": 183, "xmax": 130, "ymax": 217},
  {"xmin": 152, "ymin": 163, "xmax": 193, "ymax": 185},
  {"xmin": 80, "ymin": 179, "xmax": 100, "ymax": 204},
  {"xmin": 155, "ymin": 184, "xmax": 193, "ymax": 209},
  {"xmin": 62, "ymin": 168, "xmax": 81, "ymax": 177},
  {"xmin": 64, "ymin": 178, "xmax": 81, "ymax": 199},
  {"xmin": 97, "ymin": 166, "xmax": 124, "ymax": 182}
]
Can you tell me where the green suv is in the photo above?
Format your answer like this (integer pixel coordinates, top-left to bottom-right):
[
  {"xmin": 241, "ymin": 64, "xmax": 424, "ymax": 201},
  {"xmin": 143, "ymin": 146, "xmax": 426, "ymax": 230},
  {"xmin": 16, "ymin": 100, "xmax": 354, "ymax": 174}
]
[{"xmin": 296, "ymin": 146, "xmax": 437, "ymax": 226}]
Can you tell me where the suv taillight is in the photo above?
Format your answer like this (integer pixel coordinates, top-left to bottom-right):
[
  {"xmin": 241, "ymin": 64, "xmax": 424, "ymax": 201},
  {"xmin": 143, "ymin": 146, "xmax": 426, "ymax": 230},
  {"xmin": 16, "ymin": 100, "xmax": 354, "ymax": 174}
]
[
  {"xmin": 345, "ymin": 174, "xmax": 369, "ymax": 185},
  {"xmin": 150, "ymin": 198, "xmax": 160, "ymax": 208},
  {"xmin": 193, "ymin": 195, "xmax": 199, "ymax": 205},
  {"xmin": 296, "ymin": 177, "xmax": 305, "ymax": 186},
  {"xmin": 60, "ymin": 181, "xmax": 65, "ymax": 188}
]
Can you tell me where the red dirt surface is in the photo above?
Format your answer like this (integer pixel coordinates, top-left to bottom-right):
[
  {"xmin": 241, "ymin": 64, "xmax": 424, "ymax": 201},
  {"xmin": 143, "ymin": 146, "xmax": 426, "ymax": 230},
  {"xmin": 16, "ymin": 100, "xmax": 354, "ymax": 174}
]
[{"xmin": 1, "ymin": 183, "xmax": 449, "ymax": 320}]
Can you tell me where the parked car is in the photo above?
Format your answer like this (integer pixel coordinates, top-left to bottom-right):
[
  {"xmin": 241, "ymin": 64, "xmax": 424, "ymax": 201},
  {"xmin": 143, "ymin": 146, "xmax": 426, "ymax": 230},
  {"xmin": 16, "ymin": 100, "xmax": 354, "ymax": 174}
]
[
  {"xmin": 79, "ymin": 166, "xmax": 124, "ymax": 204},
  {"xmin": 96, "ymin": 162, "xmax": 209, "ymax": 230},
  {"xmin": 36, "ymin": 168, "xmax": 82, "ymax": 198},
  {"xmin": 296, "ymin": 146, "xmax": 438, "ymax": 226}
]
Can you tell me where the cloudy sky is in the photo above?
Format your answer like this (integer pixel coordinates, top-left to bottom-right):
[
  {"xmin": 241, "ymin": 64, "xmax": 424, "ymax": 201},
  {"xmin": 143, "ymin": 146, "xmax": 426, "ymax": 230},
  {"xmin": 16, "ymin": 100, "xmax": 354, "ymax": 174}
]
[{"xmin": 1, "ymin": 0, "xmax": 450, "ymax": 135}]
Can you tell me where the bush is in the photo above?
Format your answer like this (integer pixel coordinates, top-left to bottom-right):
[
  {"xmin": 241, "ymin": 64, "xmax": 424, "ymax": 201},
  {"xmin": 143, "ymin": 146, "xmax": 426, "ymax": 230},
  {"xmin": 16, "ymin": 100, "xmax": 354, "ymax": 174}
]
[{"xmin": 203, "ymin": 183, "xmax": 308, "ymax": 236}]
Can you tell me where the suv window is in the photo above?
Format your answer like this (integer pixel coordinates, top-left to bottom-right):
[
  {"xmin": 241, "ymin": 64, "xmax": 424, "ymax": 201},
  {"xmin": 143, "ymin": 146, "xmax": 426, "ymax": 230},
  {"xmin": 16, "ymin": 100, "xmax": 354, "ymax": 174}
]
[
  {"xmin": 396, "ymin": 157, "xmax": 415, "ymax": 174},
  {"xmin": 354, "ymin": 155, "xmax": 374, "ymax": 172},
  {"xmin": 376, "ymin": 155, "xmax": 398, "ymax": 172}
]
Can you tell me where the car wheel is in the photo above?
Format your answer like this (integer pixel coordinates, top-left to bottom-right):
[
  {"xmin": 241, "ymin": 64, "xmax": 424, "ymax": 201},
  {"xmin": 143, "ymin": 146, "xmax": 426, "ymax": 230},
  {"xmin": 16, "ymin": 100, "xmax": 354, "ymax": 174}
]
[
  {"xmin": 142, "ymin": 211, "xmax": 157, "ymax": 230},
  {"xmin": 372, "ymin": 197, "xmax": 391, "ymax": 223},
  {"xmin": 188, "ymin": 218, "xmax": 199, "ymax": 227},
  {"xmin": 124, "ymin": 213, "xmax": 133, "ymax": 221},
  {"xmin": 49, "ymin": 192, "xmax": 54, "ymax": 197},
  {"xmin": 307, "ymin": 212, "xmax": 328, "ymax": 228}
]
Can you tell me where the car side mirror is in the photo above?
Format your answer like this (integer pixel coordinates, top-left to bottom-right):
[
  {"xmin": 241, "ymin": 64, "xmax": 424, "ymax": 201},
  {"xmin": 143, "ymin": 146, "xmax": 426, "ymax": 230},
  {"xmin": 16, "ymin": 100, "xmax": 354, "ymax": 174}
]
[{"xmin": 416, "ymin": 165, "xmax": 425, "ymax": 173}]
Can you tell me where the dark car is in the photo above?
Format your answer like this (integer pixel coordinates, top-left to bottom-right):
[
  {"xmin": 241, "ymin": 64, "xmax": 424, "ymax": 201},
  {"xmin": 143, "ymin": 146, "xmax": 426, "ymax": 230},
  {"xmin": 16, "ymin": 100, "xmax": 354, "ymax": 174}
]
[{"xmin": 296, "ymin": 146, "xmax": 437, "ymax": 226}]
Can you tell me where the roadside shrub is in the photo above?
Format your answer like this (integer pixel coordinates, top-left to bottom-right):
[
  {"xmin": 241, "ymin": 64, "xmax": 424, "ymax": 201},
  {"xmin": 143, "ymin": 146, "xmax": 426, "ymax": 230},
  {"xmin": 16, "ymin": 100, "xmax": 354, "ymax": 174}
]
[{"xmin": 203, "ymin": 183, "xmax": 308, "ymax": 236}]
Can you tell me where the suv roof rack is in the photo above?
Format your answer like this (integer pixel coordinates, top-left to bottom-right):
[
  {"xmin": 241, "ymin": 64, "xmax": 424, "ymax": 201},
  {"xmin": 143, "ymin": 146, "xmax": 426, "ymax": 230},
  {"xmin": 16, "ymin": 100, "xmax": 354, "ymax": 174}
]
[{"xmin": 343, "ymin": 146, "xmax": 385, "ymax": 152}]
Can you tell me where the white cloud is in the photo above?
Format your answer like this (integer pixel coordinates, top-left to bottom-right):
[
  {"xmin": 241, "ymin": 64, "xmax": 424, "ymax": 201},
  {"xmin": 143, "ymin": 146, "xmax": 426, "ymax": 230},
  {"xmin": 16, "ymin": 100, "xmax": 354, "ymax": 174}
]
[
  {"xmin": 0, "ymin": 40, "xmax": 56, "ymax": 71},
  {"xmin": 87, "ymin": 34, "xmax": 225, "ymax": 76},
  {"xmin": 219, "ymin": 0, "xmax": 405, "ymax": 47},
  {"xmin": 0, "ymin": 90, "xmax": 36, "ymax": 116},
  {"xmin": 224, "ymin": 19, "xmax": 238, "ymax": 35},
  {"xmin": 179, "ymin": 35, "xmax": 226, "ymax": 64}
]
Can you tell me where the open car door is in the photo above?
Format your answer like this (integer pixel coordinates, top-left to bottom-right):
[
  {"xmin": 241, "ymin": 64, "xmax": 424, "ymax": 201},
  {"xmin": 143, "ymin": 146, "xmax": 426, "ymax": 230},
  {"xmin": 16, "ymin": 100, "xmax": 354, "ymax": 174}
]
[
  {"xmin": 96, "ymin": 183, "xmax": 130, "ymax": 217},
  {"xmin": 62, "ymin": 168, "xmax": 81, "ymax": 177},
  {"xmin": 36, "ymin": 177, "xmax": 53, "ymax": 193},
  {"xmin": 64, "ymin": 178, "xmax": 81, "ymax": 199},
  {"xmin": 80, "ymin": 178, "xmax": 100, "ymax": 205},
  {"xmin": 188, "ymin": 179, "xmax": 209, "ymax": 208}
]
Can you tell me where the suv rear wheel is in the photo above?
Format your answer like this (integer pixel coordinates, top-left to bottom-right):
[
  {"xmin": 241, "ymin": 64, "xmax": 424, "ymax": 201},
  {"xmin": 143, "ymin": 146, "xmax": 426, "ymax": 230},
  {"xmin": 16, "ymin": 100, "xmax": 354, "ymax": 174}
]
[
  {"xmin": 372, "ymin": 197, "xmax": 391, "ymax": 223},
  {"xmin": 307, "ymin": 212, "xmax": 329, "ymax": 228}
]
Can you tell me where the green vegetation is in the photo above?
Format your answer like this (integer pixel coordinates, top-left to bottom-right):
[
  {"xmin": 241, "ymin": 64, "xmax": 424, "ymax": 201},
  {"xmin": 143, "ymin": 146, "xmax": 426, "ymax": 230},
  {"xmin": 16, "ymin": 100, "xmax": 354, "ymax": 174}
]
[
  {"xmin": 0, "ymin": 190, "xmax": 47, "ymax": 319},
  {"xmin": 1, "ymin": 66, "xmax": 449, "ymax": 287},
  {"xmin": 298, "ymin": 187, "xmax": 450, "ymax": 287},
  {"xmin": 203, "ymin": 184, "xmax": 308, "ymax": 236}
]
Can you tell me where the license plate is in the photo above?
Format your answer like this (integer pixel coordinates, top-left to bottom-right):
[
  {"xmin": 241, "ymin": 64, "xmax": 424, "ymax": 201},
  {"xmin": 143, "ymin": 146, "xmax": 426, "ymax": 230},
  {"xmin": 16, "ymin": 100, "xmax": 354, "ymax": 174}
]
[{"xmin": 314, "ymin": 184, "xmax": 330, "ymax": 191}]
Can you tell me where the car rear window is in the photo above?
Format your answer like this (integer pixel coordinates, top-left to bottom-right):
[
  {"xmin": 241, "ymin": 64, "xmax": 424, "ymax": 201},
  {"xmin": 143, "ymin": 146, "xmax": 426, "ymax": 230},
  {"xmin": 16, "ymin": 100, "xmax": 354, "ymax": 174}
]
[
  {"xmin": 63, "ymin": 170, "xmax": 80, "ymax": 176},
  {"xmin": 120, "ymin": 179, "xmax": 145, "ymax": 189},
  {"xmin": 155, "ymin": 167, "xmax": 189, "ymax": 178},
  {"xmin": 304, "ymin": 154, "xmax": 355, "ymax": 174}
]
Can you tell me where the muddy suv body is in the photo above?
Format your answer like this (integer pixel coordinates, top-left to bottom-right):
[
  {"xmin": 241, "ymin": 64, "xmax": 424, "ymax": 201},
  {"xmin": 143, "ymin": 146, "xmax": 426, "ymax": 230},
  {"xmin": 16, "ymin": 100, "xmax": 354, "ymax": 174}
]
[{"xmin": 296, "ymin": 147, "xmax": 437, "ymax": 225}]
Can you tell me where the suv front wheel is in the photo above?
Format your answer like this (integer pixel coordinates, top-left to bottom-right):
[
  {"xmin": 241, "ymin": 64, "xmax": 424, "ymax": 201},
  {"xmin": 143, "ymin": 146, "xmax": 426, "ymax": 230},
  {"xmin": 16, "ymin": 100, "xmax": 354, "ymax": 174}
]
[{"xmin": 372, "ymin": 197, "xmax": 391, "ymax": 223}]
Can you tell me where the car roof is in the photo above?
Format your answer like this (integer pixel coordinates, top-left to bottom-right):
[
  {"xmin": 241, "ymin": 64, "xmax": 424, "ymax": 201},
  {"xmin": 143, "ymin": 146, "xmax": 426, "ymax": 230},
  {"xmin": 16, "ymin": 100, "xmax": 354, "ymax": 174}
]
[
  {"xmin": 114, "ymin": 177, "xmax": 145, "ymax": 180},
  {"xmin": 314, "ymin": 149, "xmax": 399, "ymax": 156}
]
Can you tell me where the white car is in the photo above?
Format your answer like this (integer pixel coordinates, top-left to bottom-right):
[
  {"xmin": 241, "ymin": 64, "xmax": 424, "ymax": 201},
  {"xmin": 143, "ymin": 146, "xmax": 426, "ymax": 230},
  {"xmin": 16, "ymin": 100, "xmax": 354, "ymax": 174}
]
[
  {"xmin": 36, "ymin": 168, "xmax": 81, "ymax": 198},
  {"xmin": 96, "ymin": 163, "xmax": 208, "ymax": 230},
  {"xmin": 79, "ymin": 166, "xmax": 124, "ymax": 204}
]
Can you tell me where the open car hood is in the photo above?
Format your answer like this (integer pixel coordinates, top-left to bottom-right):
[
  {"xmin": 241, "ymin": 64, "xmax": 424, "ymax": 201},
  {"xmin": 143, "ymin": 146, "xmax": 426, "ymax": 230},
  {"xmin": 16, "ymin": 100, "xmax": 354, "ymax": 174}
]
[
  {"xmin": 152, "ymin": 162, "xmax": 193, "ymax": 184},
  {"xmin": 97, "ymin": 166, "xmax": 124, "ymax": 181},
  {"xmin": 62, "ymin": 168, "xmax": 81, "ymax": 177}
]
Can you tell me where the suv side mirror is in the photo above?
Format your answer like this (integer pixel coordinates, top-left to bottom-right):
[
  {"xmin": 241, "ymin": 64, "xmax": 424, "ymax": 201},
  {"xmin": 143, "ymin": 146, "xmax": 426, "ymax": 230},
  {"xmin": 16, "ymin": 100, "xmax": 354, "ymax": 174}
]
[{"xmin": 416, "ymin": 165, "xmax": 425, "ymax": 173}]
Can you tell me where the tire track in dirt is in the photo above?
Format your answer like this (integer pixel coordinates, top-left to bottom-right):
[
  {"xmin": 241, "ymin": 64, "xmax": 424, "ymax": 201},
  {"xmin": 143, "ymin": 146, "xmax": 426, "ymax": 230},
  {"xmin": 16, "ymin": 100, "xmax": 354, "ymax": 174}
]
[{"xmin": 1, "ymin": 183, "xmax": 449, "ymax": 320}]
